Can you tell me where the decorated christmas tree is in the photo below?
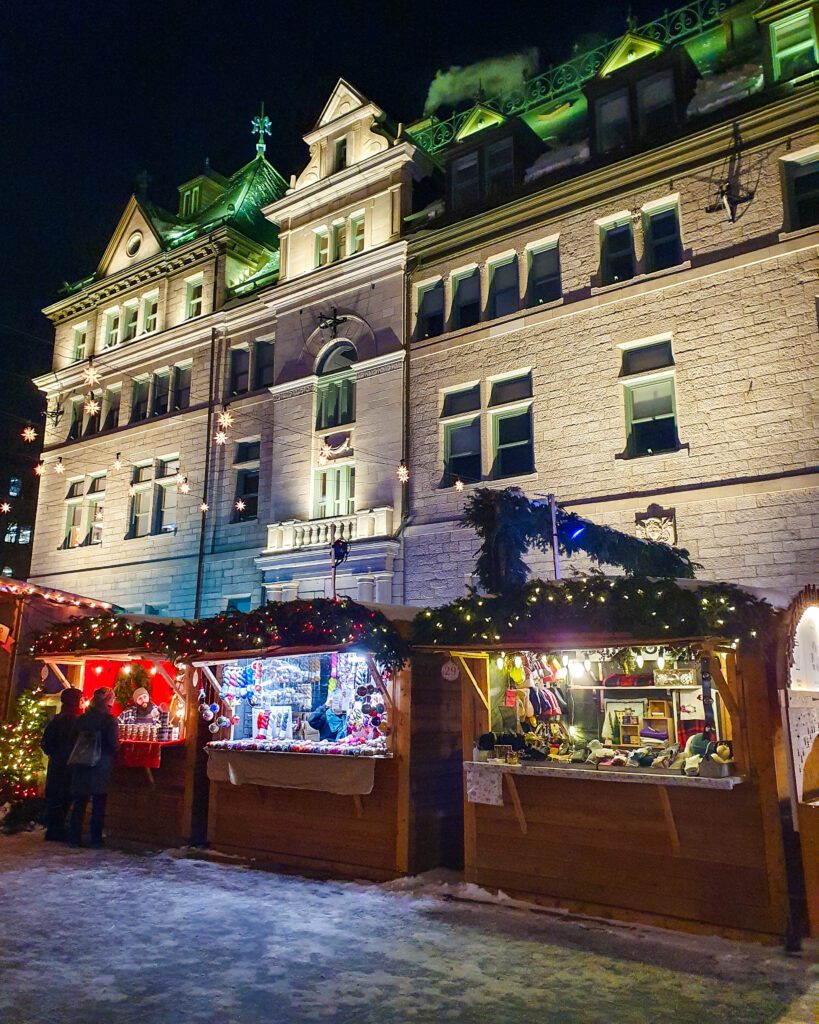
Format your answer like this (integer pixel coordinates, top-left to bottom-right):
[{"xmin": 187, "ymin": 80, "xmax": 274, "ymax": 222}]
[{"xmin": 0, "ymin": 690, "xmax": 47, "ymax": 804}]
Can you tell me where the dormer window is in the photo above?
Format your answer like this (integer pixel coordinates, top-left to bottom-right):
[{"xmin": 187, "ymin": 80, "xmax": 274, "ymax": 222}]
[
  {"xmin": 181, "ymin": 184, "xmax": 201, "ymax": 218},
  {"xmin": 333, "ymin": 137, "xmax": 348, "ymax": 173},
  {"xmin": 636, "ymin": 71, "xmax": 675, "ymax": 137},
  {"xmin": 597, "ymin": 89, "xmax": 630, "ymax": 152},
  {"xmin": 770, "ymin": 10, "xmax": 818, "ymax": 81},
  {"xmin": 486, "ymin": 140, "xmax": 514, "ymax": 196},
  {"xmin": 452, "ymin": 153, "xmax": 480, "ymax": 209}
]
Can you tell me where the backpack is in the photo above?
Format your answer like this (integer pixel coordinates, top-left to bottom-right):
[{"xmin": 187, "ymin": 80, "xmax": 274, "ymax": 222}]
[{"xmin": 68, "ymin": 730, "xmax": 101, "ymax": 767}]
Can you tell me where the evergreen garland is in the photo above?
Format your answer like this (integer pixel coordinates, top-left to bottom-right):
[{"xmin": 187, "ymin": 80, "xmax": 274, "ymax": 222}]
[
  {"xmin": 462, "ymin": 487, "xmax": 697, "ymax": 594},
  {"xmin": 411, "ymin": 575, "xmax": 777, "ymax": 650},
  {"xmin": 31, "ymin": 599, "xmax": 409, "ymax": 673}
]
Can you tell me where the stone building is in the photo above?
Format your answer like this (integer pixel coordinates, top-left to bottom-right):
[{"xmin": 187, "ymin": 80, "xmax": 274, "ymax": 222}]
[
  {"xmin": 402, "ymin": 0, "xmax": 819, "ymax": 605},
  {"xmin": 28, "ymin": 0, "xmax": 819, "ymax": 613}
]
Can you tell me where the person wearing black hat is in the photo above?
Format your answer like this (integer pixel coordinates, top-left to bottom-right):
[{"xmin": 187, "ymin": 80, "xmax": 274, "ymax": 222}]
[{"xmin": 40, "ymin": 687, "xmax": 83, "ymax": 842}]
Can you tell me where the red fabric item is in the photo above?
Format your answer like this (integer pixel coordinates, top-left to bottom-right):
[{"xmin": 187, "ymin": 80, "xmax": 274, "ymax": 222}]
[
  {"xmin": 118, "ymin": 738, "xmax": 185, "ymax": 769},
  {"xmin": 82, "ymin": 658, "xmax": 176, "ymax": 715}
]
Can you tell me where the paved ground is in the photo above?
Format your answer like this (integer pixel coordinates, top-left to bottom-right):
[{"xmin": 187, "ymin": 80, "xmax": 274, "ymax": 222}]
[{"xmin": 0, "ymin": 832, "xmax": 816, "ymax": 1024}]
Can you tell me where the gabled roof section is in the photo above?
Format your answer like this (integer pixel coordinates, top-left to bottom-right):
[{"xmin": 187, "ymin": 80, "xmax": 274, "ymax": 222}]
[
  {"xmin": 454, "ymin": 103, "xmax": 508, "ymax": 142},
  {"xmin": 598, "ymin": 32, "xmax": 665, "ymax": 77},
  {"xmin": 315, "ymin": 78, "xmax": 379, "ymax": 128},
  {"xmin": 96, "ymin": 195, "xmax": 166, "ymax": 279}
]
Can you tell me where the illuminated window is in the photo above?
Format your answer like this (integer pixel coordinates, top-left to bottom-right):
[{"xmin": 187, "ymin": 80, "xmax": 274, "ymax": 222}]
[
  {"xmin": 350, "ymin": 214, "xmax": 365, "ymax": 254},
  {"xmin": 314, "ymin": 465, "xmax": 355, "ymax": 519},
  {"xmin": 17, "ymin": 525, "xmax": 32, "ymax": 545},
  {"xmin": 104, "ymin": 310, "xmax": 120, "ymax": 348},
  {"xmin": 122, "ymin": 302, "xmax": 139, "ymax": 342},
  {"xmin": 332, "ymin": 221, "xmax": 347, "ymax": 261},
  {"xmin": 156, "ymin": 481, "xmax": 177, "ymax": 533},
  {"xmin": 186, "ymin": 278, "xmax": 203, "ymax": 319},
  {"xmin": 771, "ymin": 11, "xmax": 818, "ymax": 81},
  {"xmin": 72, "ymin": 325, "xmax": 87, "ymax": 361},
  {"xmin": 621, "ymin": 341, "xmax": 678, "ymax": 457},
  {"xmin": 64, "ymin": 506, "xmax": 83, "ymax": 549},
  {"xmin": 142, "ymin": 294, "xmax": 159, "ymax": 333},
  {"xmin": 8, "ymin": 477, "xmax": 21, "ymax": 497},
  {"xmin": 314, "ymin": 228, "xmax": 330, "ymax": 268}
]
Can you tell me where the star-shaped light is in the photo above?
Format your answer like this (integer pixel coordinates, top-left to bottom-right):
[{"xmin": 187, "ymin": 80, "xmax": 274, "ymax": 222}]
[
  {"xmin": 128, "ymin": 485, "xmax": 136, "ymax": 497},
  {"xmin": 82, "ymin": 362, "xmax": 101, "ymax": 387},
  {"xmin": 0, "ymin": 502, "xmax": 11, "ymax": 514},
  {"xmin": 235, "ymin": 499, "xmax": 246, "ymax": 512},
  {"xmin": 217, "ymin": 407, "xmax": 233, "ymax": 429},
  {"xmin": 84, "ymin": 394, "xmax": 100, "ymax": 416},
  {"xmin": 396, "ymin": 461, "xmax": 409, "ymax": 483},
  {"xmin": 455, "ymin": 478, "xmax": 465, "ymax": 492},
  {"xmin": 318, "ymin": 453, "xmax": 329, "ymax": 467},
  {"xmin": 113, "ymin": 454, "xmax": 123, "ymax": 471},
  {"xmin": 199, "ymin": 502, "xmax": 209, "ymax": 513},
  {"xmin": 34, "ymin": 463, "xmax": 45, "ymax": 476},
  {"xmin": 175, "ymin": 472, "xmax": 186, "ymax": 485},
  {"xmin": 54, "ymin": 459, "xmax": 65, "ymax": 475},
  {"xmin": 21, "ymin": 427, "xmax": 37, "ymax": 443},
  {"xmin": 94, "ymin": 508, "xmax": 104, "ymax": 522},
  {"xmin": 214, "ymin": 430, "xmax": 228, "ymax": 446},
  {"xmin": 179, "ymin": 480, "xmax": 191, "ymax": 494}
]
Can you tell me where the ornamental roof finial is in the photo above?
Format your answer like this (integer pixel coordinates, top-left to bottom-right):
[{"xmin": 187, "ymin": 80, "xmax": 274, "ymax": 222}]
[{"xmin": 251, "ymin": 103, "xmax": 272, "ymax": 156}]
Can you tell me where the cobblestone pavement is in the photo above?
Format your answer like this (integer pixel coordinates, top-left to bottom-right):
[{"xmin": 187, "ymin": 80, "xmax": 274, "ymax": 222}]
[{"xmin": 0, "ymin": 832, "xmax": 816, "ymax": 1024}]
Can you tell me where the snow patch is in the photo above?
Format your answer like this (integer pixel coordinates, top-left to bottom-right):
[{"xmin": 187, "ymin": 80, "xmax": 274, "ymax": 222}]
[
  {"xmin": 525, "ymin": 140, "xmax": 590, "ymax": 183},
  {"xmin": 687, "ymin": 65, "xmax": 765, "ymax": 117}
]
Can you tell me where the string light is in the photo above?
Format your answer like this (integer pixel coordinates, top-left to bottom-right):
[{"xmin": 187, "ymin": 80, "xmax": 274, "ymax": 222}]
[
  {"xmin": 174, "ymin": 472, "xmax": 186, "ymax": 485},
  {"xmin": 214, "ymin": 430, "xmax": 228, "ymax": 446},
  {"xmin": 199, "ymin": 502, "xmax": 209, "ymax": 513},
  {"xmin": 54, "ymin": 458, "xmax": 65, "ymax": 475},
  {"xmin": 82, "ymin": 360, "xmax": 101, "ymax": 387},
  {"xmin": 397, "ymin": 460, "xmax": 409, "ymax": 483},
  {"xmin": 235, "ymin": 499, "xmax": 246, "ymax": 512},
  {"xmin": 34, "ymin": 463, "xmax": 44, "ymax": 476},
  {"xmin": 0, "ymin": 503, "xmax": 10, "ymax": 514},
  {"xmin": 128, "ymin": 484, "xmax": 136, "ymax": 497},
  {"xmin": 179, "ymin": 479, "xmax": 191, "ymax": 495},
  {"xmin": 455, "ymin": 478, "xmax": 464, "ymax": 492},
  {"xmin": 21, "ymin": 426, "xmax": 36, "ymax": 443},
  {"xmin": 84, "ymin": 393, "xmax": 100, "ymax": 416},
  {"xmin": 93, "ymin": 508, "xmax": 104, "ymax": 522},
  {"xmin": 113, "ymin": 453, "xmax": 123, "ymax": 471},
  {"xmin": 217, "ymin": 406, "xmax": 233, "ymax": 429}
]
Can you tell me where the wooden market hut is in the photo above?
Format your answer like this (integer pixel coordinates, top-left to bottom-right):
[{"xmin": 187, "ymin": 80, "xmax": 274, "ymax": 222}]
[
  {"xmin": 411, "ymin": 576, "xmax": 807, "ymax": 944},
  {"xmin": 32, "ymin": 615, "xmax": 203, "ymax": 848}
]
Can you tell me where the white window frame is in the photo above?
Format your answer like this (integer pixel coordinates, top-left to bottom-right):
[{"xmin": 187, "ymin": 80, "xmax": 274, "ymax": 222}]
[
  {"xmin": 618, "ymin": 335, "xmax": 679, "ymax": 458},
  {"xmin": 314, "ymin": 227, "xmax": 330, "ymax": 268},
  {"xmin": 597, "ymin": 211, "xmax": 636, "ymax": 286},
  {"xmin": 487, "ymin": 250, "xmax": 520, "ymax": 320},
  {"xmin": 450, "ymin": 263, "xmax": 481, "ymax": 330},
  {"xmin": 103, "ymin": 308, "xmax": 120, "ymax": 349},
  {"xmin": 770, "ymin": 9, "xmax": 819, "ymax": 82},
  {"xmin": 313, "ymin": 464, "xmax": 355, "ymax": 520},
  {"xmin": 415, "ymin": 276, "xmax": 445, "ymax": 339},
  {"xmin": 64, "ymin": 499, "xmax": 84, "ymax": 549},
  {"xmin": 129, "ymin": 462, "xmax": 154, "ymax": 538},
  {"xmin": 72, "ymin": 324, "xmax": 88, "ymax": 362},
  {"xmin": 780, "ymin": 144, "xmax": 819, "ymax": 232},
  {"xmin": 349, "ymin": 211, "xmax": 365, "ymax": 254},
  {"xmin": 524, "ymin": 235, "xmax": 561, "ymax": 308},
  {"xmin": 121, "ymin": 301, "xmax": 139, "ymax": 342},
  {"xmin": 142, "ymin": 292, "xmax": 159, "ymax": 334},
  {"xmin": 185, "ymin": 276, "xmax": 204, "ymax": 319},
  {"xmin": 641, "ymin": 194, "xmax": 682, "ymax": 273}
]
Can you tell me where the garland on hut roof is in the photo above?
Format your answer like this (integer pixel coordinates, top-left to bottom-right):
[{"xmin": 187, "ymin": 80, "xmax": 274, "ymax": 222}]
[
  {"xmin": 31, "ymin": 599, "xmax": 409, "ymax": 673},
  {"xmin": 411, "ymin": 576, "xmax": 778, "ymax": 650}
]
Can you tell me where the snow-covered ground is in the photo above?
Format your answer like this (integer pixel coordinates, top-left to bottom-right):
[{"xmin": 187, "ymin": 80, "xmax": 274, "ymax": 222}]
[{"xmin": 0, "ymin": 832, "xmax": 816, "ymax": 1024}]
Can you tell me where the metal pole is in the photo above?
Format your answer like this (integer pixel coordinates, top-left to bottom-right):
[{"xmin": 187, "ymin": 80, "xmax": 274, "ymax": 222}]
[{"xmin": 548, "ymin": 493, "xmax": 561, "ymax": 581}]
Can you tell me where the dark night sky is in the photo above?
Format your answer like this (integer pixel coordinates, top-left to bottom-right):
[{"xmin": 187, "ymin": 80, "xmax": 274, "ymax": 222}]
[{"xmin": 1, "ymin": 0, "xmax": 671, "ymax": 429}]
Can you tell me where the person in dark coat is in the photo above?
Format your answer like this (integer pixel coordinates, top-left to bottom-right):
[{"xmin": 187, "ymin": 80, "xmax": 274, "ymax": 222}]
[
  {"xmin": 68, "ymin": 687, "xmax": 119, "ymax": 847},
  {"xmin": 40, "ymin": 687, "xmax": 83, "ymax": 841}
]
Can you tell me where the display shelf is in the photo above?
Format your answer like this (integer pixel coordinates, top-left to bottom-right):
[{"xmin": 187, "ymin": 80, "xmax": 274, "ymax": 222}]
[
  {"xmin": 466, "ymin": 759, "xmax": 744, "ymax": 790},
  {"xmin": 573, "ymin": 685, "xmax": 701, "ymax": 691}
]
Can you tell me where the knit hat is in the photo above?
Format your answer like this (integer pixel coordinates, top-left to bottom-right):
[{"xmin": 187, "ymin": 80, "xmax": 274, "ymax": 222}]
[
  {"xmin": 132, "ymin": 687, "xmax": 150, "ymax": 702},
  {"xmin": 91, "ymin": 686, "xmax": 114, "ymax": 709},
  {"xmin": 60, "ymin": 688, "xmax": 82, "ymax": 709}
]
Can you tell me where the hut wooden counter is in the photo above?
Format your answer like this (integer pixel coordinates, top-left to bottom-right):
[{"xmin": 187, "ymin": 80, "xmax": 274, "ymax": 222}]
[{"xmin": 412, "ymin": 577, "xmax": 798, "ymax": 944}]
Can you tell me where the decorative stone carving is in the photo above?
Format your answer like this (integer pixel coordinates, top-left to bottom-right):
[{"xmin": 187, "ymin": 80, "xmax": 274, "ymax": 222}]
[{"xmin": 635, "ymin": 503, "xmax": 677, "ymax": 545}]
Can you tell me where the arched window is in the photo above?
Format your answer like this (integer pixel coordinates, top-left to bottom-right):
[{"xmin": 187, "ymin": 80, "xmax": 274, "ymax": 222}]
[
  {"xmin": 316, "ymin": 340, "xmax": 357, "ymax": 376},
  {"xmin": 315, "ymin": 342, "xmax": 357, "ymax": 430}
]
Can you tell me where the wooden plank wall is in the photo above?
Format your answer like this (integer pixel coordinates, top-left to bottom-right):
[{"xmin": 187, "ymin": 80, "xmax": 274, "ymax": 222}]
[
  {"xmin": 105, "ymin": 744, "xmax": 190, "ymax": 846},
  {"xmin": 408, "ymin": 653, "xmax": 465, "ymax": 872},
  {"xmin": 468, "ymin": 775, "xmax": 784, "ymax": 938},
  {"xmin": 207, "ymin": 759, "xmax": 402, "ymax": 881}
]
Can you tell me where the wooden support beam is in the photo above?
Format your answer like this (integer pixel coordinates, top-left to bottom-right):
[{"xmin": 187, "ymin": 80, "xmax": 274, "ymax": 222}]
[
  {"xmin": 657, "ymin": 786, "xmax": 681, "ymax": 855},
  {"xmin": 43, "ymin": 660, "xmax": 72, "ymax": 690},
  {"xmin": 199, "ymin": 664, "xmax": 220, "ymax": 692},
  {"xmin": 365, "ymin": 653, "xmax": 394, "ymax": 713},
  {"xmin": 155, "ymin": 662, "xmax": 185, "ymax": 700},
  {"xmin": 504, "ymin": 773, "xmax": 527, "ymax": 835},
  {"xmin": 456, "ymin": 655, "xmax": 490, "ymax": 712}
]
